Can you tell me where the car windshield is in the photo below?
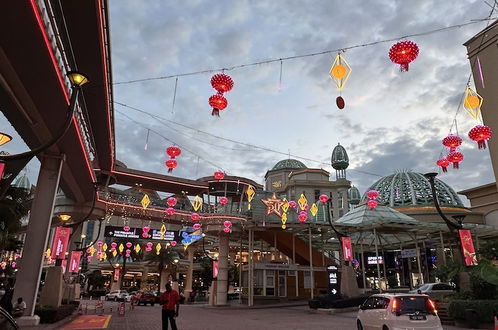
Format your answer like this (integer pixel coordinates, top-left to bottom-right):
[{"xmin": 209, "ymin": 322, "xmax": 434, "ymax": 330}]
[
  {"xmin": 397, "ymin": 296, "xmax": 429, "ymax": 314},
  {"xmin": 416, "ymin": 284, "xmax": 430, "ymax": 291}
]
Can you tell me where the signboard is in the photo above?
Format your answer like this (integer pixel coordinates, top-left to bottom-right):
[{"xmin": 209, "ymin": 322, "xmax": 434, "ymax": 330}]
[
  {"xmin": 61, "ymin": 259, "xmax": 67, "ymax": 273},
  {"xmin": 326, "ymin": 265, "xmax": 341, "ymax": 297},
  {"xmin": 114, "ymin": 268, "xmax": 120, "ymax": 282},
  {"xmin": 459, "ymin": 230, "xmax": 478, "ymax": 266},
  {"xmin": 104, "ymin": 226, "xmax": 178, "ymax": 241},
  {"xmin": 254, "ymin": 263, "xmax": 298, "ymax": 270},
  {"xmin": 69, "ymin": 251, "xmax": 82, "ymax": 273},
  {"xmin": 401, "ymin": 248, "xmax": 417, "ymax": 259},
  {"xmin": 0, "ymin": 162, "xmax": 4, "ymax": 181},
  {"xmin": 51, "ymin": 227, "xmax": 71, "ymax": 259},
  {"xmin": 213, "ymin": 260, "xmax": 219, "ymax": 279},
  {"xmin": 341, "ymin": 237, "xmax": 353, "ymax": 261},
  {"xmin": 367, "ymin": 256, "xmax": 384, "ymax": 265}
]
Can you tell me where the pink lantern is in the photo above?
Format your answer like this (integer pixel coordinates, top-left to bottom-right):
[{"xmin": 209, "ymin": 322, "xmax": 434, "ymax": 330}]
[
  {"xmin": 224, "ymin": 220, "xmax": 232, "ymax": 228},
  {"xmin": 367, "ymin": 199, "xmax": 378, "ymax": 210},
  {"xmin": 171, "ymin": 241, "xmax": 177, "ymax": 247},
  {"xmin": 97, "ymin": 241, "xmax": 104, "ymax": 247},
  {"xmin": 11, "ymin": 262, "xmax": 16, "ymax": 268},
  {"xmin": 123, "ymin": 226, "xmax": 130, "ymax": 232},
  {"xmin": 86, "ymin": 248, "xmax": 91, "ymax": 254},
  {"xmin": 367, "ymin": 190, "xmax": 379, "ymax": 200},
  {"xmin": 166, "ymin": 207, "xmax": 175, "ymax": 216},
  {"xmin": 193, "ymin": 223, "xmax": 201, "ymax": 230},
  {"xmin": 126, "ymin": 242, "xmax": 132, "ymax": 248},
  {"xmin": 288, "ymin": 201, "xmax": 297, "ymax": 209},
  {"xmin": 223, "ymin": 227, "xmax": 230, "ymax": 233},
  {"xmin": 145, "ymin": 247, "xmax": 152, "ymax": 252},
  {"xmin": 110, "ymin": 247, "xmax": 116, "ymax": 252},
  {"xmin": 298, "ymin": 211, "xmax": 308, "ymax": 223},
  {"xmin": 142, "ymin": 226, "xmax": 150, "ymax": 238},
  {"xmin": 219, "ymin": 196, "xmax": 229, "ymax": 206},
  {"xmin": 87, "ymin": 255, "xmax": 92, "ymax": 263},
  {"xmin": 191, "ymin": 213, "xmax": 200, "ymax": 222},
  {"xmin": 319, "ymin": 194, "xmax": 329, "ymax": 204},
  {"xmin": 146, "ymin": 242, "xmax": 153, "ymax": 248},
  {"xmin": 125, "ymin": 249, "xmax": 131, "ymax": 257},
  {"xmin": 111, "ymin": 242, "xmax": 117, "ymax": 248},
  {"xmin": 167, "ymin": 197, "xmax": 177, "ymax": 207}
]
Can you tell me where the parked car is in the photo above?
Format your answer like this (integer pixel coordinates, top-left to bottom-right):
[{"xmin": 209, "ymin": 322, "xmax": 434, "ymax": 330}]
[
  {"xmin": 0, "ymin": 306, "xmax": 19, "ymax": 330},
  {"xmin": 356, "ymin": 293, "xmax": 443, "ymax": 330},
  {"xmin": 105, "ymin": 290, "xmax": 129, "ymax": 301},
  {"xmin": 408, "ymin": 282, "xmax": 455, "ymax": 301},
  {"xmin": 135, "ymin": 291, "xmax": 156, "ymax": 306}
]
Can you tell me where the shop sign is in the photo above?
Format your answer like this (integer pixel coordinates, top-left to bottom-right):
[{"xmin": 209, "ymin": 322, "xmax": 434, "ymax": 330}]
[
  {"xmin": 114, "ymin": 268, "xmax": 120, "ymax": 282},
  {"xmin": 51, "ymin": 227, "xmax": 71, "ymax": 259},
  {"xmin": 213, "ymin": 260, "xmax": 219, "ymax": 279},
  {"xmin": 69, "ymin": 251, "xmax": 82, "ymax": 273},
  {"xmin": 104, "ymin": 226, "xmax": 178, "ymax": 241},
  {"xmin": 400, "ymin": 248, "xmax": 417, "ymax": 259},
  {"xmin": 254, "ymin": 263, "xmax": 298, "ymax": 270},
  {"xmin": 459, "ymin": 230, "xmax": 478, "ymax": 266},
  {"xmin": 341, "ymin": 237, "xmax": 353, "ymax": 261},
  {"xmin": 367, "ymin": 256, "xmax": 384, "ymax": 265},
  {"xmin": 326, "ymin": 265, "xmax": 341, "ymax": 296}
]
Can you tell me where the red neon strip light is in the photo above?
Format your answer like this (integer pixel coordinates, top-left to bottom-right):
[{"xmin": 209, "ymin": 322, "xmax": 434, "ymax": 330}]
[
  {"xmin": 30, "ymin": 0, "xmax": 70, "ymax": 104},
  {"xmin": 96, "ymin": 0, "xmax": 114, "ymax": 169},
  {"xmin": 112, "ymin": 170, "xmax": 208, "ymax": 189},
  {"xmin": 208, "ymin": 179, "xmax": 256, "ymax": 187}
]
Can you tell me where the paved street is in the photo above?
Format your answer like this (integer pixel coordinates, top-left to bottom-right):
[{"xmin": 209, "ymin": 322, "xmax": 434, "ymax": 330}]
[{"xmin": 31, "ymin": 301, "xmax": 475, "ymax": 330}]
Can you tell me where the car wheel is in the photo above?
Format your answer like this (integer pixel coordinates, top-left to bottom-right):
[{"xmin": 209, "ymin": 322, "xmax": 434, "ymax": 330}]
[{"xmin": 357, "ymin": 320, "xmax": 363, "ymax": 330}]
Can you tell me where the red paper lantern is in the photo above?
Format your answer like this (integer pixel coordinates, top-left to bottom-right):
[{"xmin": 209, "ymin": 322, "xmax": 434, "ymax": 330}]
[
  {"xmin": 288, "ymin": 201, "xmax": 297, "ymax": 209},
  {"xmin": 211, "ymin": 73, "xmax": 234, "ymax": 93},
  {"xmin": 388, "ymin": 40, "xmax": 419, "ymax": 71},
  {"xmin": 367, "ymin": 190, "xmax": 379, "ymax": 200},
  {"xmin": 436, "ymin": 158, "xmax": 450, "ymax": 173},
  {"xmin": 126, "ymin": 242, "xmax": 132, "ymax": 248},
  {"xmin": 468, "ymin": 125, "xmax": 492, "ymax": 149},
  {"xmin": 298, "ymin": 211, "xmax": 308, "ymax": 223},
  {"xmin": 167, "ymin": 197, "xmax": 177, "ymax": 207},
  {"xmin": 165, "ymin": 159, "xmax": 178, "ymax": 173},
  {"xmin": 193, "ymin": 223, "xmax": 201, "ymax": 230},
  {"xmin": 191, "ymin": 213, "xmax": 200, "ymax": 222},
  {"xmin": 442, "ymin": 134, "xmax": 462, "ymax": 152},
  {"xmin": 224, "ymin": 220, "xmax": 232, "ymax": 228},
  {"xmin": 319, "ymin": 194, "xmax": 329, "ymax": 204},
  {"xmin": 111, "ymin": 242, "xmax": 117, "ymax": 248},
  {"xmin": 171, "ymin": 241, "xmax": 177, "ymax": 247},
  {"xmin": 219, "ymin": 197, "xmax": 229, "ymax": 206},
  {"xmin": 447, "ymin": 151, "xmax": 464, "ymax": 169},
  {"xmin": 223, "ymin": 227, "xmax": 230, "ymax": 233},
  {"xmin": 123, "ymin": 226, "xmax": 130, "ymax": 232},
  {"xmin": 214, "ymin": 170, "xmax": 225, "ymax": 181},
  {"xmin": 166, "ymin": 207, "xmax": 175, "ymax": 216},
  {"xmin": 146, "ymin": 242, "xmax": 153, "ymax": 248},
  {"xmin": 367, "ymin": 199, "xmax": 378, "ymax": 210},
  {"xmin": 209, "ymin": 94, "xmax": 228, "ymax": 116},
  {"xmin": 166, "ymin": 146, "xmax": 181, "ymax": 158}
]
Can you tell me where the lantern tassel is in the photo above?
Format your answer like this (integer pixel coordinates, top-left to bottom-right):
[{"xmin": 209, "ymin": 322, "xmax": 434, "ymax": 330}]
[
  {"xmin": 212, "ymin": 108, "xmax": 220, "ymax": 116},
  {"xmin": 441, "ymin": 166, "xmax": 447, "ymax": 173},
  {"xmin": 453, "ymin": 162, "xmax": 459, "ymax": 169},
  {"xmin": 478, "ymin": 140, "xmax": 486, "ymax": 149},
  {"xmin": 400, "ymin": 63, "xmax": 409, "ymax": 72},
  {"xmin": 168, "ymin": 168, "xmax": 173, "ymax": 173}
]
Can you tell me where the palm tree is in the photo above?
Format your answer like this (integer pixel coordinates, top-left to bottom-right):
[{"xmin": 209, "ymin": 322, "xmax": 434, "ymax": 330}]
[{"xmin": 144, "ymin": 248, "xmax": 181, "ymax": 280}]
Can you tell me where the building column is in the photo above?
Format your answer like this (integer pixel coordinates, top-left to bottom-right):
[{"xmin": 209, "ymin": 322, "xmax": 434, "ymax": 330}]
[
  {"xmin": 141, "ymin": 266, "xmax": 149, "ymax": 290},
  {"xmin": 184, "ymin": 247, "xmax": 194, "ymax": 301},
  {"xmin": 216, "ymin": 233, "xmax": 229, "ymax": 306},
  {"xmin": 14, "ymin": 154, "xmax": 64, "ymax": 323}
]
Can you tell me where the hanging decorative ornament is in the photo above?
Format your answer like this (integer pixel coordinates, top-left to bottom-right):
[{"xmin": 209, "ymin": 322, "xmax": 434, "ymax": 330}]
[
  {"xmin": 191, "ymin": 213, "xmax": 200, "ymax": 222},
  {"xmin": 166, "ymin": 207, "xmax": 175, "ymax": 216},
  {"xmin": 87, "ymin": 255, "xmax": 92, "ymax": 263},
  {"xmin": 329, "ymin": 53, "xmax": 352, "ymax": 109},
  {"xmin": 118, "ymin": 244, "xmax": 124, "ymax": 253},
  {"xmin": 223, "ymin": 227, "xmax": 230, "ymax": 233},
  {"xmin": 171, "ymin": 241, "xmax": 177, "ymax": 247},
  {"xmin": 146, "ymin": 242, "xmax": 153, "ymax": 249},
  {"xmin": 192, "ymin": 195, "xmax": 203, "ymax": 212},
  {"xmin": 447, "ymin": 151, "xmax": 464, "ymax": 169},
  {"xmin": 298, "ymin": 211, "xmax": 308, "ymax": 224},
  {"xmin": 388, "ymin": 40, "xmax": 419, "ymax": 72},
  {"xmin": 468, "ymin": 125, "xmax": 492, "ymax": 149},
  {"xmin": 110, "ymin": 242, "xmax": 117, "ymax": 249},
  {"xmin": 141, "ymin": 194, "xmax": 151, "ymax": 209},
  {"xmin": 319, "ymin": 194, "xmax": 329, "ymax": 205},
  {"xmin": 282, "ymin": 198, "xmax": 289, "ymax": 213},
  {"xmin": 211, "ymin": 73, "xmax": 234, "ymax": 93},
  {"xmin": 166, "ymin": 146, "xmax": 182, "ymax": 159},
  {"xmin": 442, "ymin": 134, "xmax": 462, "ymax": 152},
  {"xmin": 135, "ymin": 244, "xmax": 141, "ymax": 253},
  {"xmin": 224, "ymin": 220, "xmax": 232, "ymax": 228},
  {"xmin": 102, "ymin": 243, "xmax": 108, "ymax": 251},
  {"xmin": 193, "ymin": 223, "xmax": 201, "ymax": 230},
  {"xmin": 167, "ymin": 196, "xmax": 177, "ymax": 207},
  {"xmin": 126, "ymin": 242, "xmax": 132, "ymax": 248},
  {"xmin": 214, "ymin": 170, "xmax": 225, "ymax": 181},
  {"xmin": 367, "ymin": 199, "xmax": 378, "ymax": 210},
  {"xmin": 261, "ymin": 193, "xmax": 284, "ymax": 217},
  {"xmin": 125, "ymin": 249, "xmax": 131, "ymax": 257},
  {"xmin": 463, "ymin": 87, "xmax": 483, "ymax": 119},
  {"xmin": 310, "ymin": 203, "xmax": 319, "ymax": 217},
  {"xmin": 165, "ymin": 159, "xmax": 178, "ymax": 173},
  {"xmin": 160, "ymin": 224, "xmax": 167, "ymax": 239},
  {"xmin": 97, "ymin": 241, "xmax": 104, "ymax": 248},
  {"xmin": 366, "ymin": 190, "xmax": 379, "ymax": 200},
  {"xmin": 281, "ymin": 212, "xmax": 287, "ymax": 229},
  {"xmin": 155, "ymin": 243, "xmax": 161, "ymax": 255},
  {"xmin": 436, "ymin": 158, "xmax": 450, "ymax": 173},
  {"xmin": 209, "ymin": 94, "xmax": 228, "ymax": 116},
  {"xmin": 246, "ymin": 185, "xmax": 255, "ymax": 210},
  {"xmin": 123, "ymin": 225, "xmax": 130, "ymax": 232},
  {"xmin": 288, "ymin": 201, "xmax": 297, "ymax": 209},
  {"xmin": 142, "ymin": 226, "xmax": 150, "ymax": 238},
  {"xmin": 298, "ymin": 193, "xmax": 308, "ymax": 211},
  {"xmin": 219, "ymin": 196, "xmax": 229, "ymax": 206},
  {"xmin": 145, "ymin": 247, "xmax": 152, "ymax": 252}
]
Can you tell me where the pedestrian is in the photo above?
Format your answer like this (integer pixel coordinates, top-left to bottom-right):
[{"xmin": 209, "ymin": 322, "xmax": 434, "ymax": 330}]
[
  {"xmin": 160, "ymin": 283, "xmax": 180, "ymax": 330},
  {"xmin": 12, "ymin": 297, "xmax": 26, "ymax": 318}
]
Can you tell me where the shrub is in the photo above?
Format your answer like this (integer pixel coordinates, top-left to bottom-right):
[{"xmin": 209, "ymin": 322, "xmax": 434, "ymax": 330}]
[
  {"xmin": 448, "ymin": 300, "xmax": 498, "ymax": 323},
  {"xmin": 35, "ymin": 304, "xmax": 78, "ymax": 323}
]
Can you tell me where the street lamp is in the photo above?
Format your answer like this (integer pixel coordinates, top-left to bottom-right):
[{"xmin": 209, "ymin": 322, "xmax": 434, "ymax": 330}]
[{"xmin": 59, "ymin": 214, "xmax": 72, "ymax": 222}]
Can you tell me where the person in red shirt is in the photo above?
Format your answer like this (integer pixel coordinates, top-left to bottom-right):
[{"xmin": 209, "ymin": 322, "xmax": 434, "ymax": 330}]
[{"xmin": 160, "ymin": 283, "xmax": 180, "ymax": 330}]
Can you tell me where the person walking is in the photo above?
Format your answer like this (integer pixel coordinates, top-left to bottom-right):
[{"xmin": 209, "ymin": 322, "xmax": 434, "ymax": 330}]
[{"xmin": 160, "ymin": 283, "xmax": 180, "ymax": 330}]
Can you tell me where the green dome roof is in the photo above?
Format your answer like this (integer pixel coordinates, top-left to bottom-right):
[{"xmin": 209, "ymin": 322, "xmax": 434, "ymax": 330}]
[
  {"xmin": 348, "ymin": 186, "xmax": 361, "ymax": 205},
  {"xmin": 271, "ymin": 159, "xmax": 307, "ymax": 171},
  {"xmin": 331, "ymin": 144, "xmax": 349, "ymax": 170},
  {"xmin": 363, "ymin": 171, "xmax": 464, "ymax": 208}
]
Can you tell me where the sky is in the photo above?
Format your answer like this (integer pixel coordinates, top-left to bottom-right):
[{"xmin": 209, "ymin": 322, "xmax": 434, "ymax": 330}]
[{"xmin": 1, "ymin": 0, "xmax": 497, "ymax": 204}]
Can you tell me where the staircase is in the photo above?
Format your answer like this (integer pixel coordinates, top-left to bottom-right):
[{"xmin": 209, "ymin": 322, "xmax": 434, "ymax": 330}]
[{"xmin": 437, "ymin": 303, "xmax": 454, "ymax": 326}]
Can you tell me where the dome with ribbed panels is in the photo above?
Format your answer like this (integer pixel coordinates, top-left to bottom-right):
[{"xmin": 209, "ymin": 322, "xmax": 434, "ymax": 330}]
[
  {"xmin": 331, "ymin": 143, "xmax": 349, "ymax": 170},
  {"xmin": 348, "ymin": 186, "xmax": 361, "ymax": 205},
  {"xmin": 271, "ymin": 159, "xmax": 307, "ymax": 171},
  {"xmin": 363, "ymin": 171, "xmax": 464, "ymax": 208}
]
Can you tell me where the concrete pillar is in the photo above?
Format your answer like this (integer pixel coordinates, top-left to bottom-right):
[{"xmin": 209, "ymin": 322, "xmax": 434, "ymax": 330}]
[
  {"xmin": 39, "ymin": 267, "xmax": 64, "ymax": 307},
  {"xmin": 141, "ymin": 266, "xmax": 149, "ymax": 290},
  {"xmin": 184, "ymin": 248, "xmax": 194, "ymax": 300},
  {"xmin": 14, "ymin": 154, "xmax": 64, "ymax": 324},
  {"xmin": 110, "ymin": 269, "xmax": 122, "ymax": 291},
  {"xmin": 159, "ymin": 269, "xmax": 171, "ymax": 292},
  {"xmin": 216, "ymin": 234, "xmax": 229, "ymax": 306}
]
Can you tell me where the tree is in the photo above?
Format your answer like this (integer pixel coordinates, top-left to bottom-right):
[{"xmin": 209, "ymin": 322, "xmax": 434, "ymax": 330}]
[{"xmin": 0, "ymin": 186, "xmax": 30, "ymax": 253}]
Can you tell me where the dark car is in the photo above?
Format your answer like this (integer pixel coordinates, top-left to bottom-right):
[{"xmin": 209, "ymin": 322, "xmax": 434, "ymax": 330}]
[
  {"xmin": 0, "ymin": 306, "xmax": 19, "ymax": 330},
  {"xmin": 136, "ymin": 291, "xmax": 156, "ymax": 306}
]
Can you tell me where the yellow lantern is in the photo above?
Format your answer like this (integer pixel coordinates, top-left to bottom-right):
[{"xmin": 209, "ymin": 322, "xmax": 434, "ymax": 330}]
[
  {"xmin": 329, "ymin": 54, "xmax": 352, "ymax": 91},
  {"xmin": 463, "ymin": 87, "xmax": 483, "ymax": 119}
]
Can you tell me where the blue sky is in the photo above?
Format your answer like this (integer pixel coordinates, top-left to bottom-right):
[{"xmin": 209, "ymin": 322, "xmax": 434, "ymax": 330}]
[{"xmin": 1, "ymin": 0, "xmax": 496, "ymax": 203}]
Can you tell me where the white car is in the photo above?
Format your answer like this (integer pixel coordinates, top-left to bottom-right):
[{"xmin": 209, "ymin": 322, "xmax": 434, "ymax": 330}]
[
  {"xmin": 105, "ymin": 290, "xmax": 129, "ymax": 301},
  {"xmin": 356, "ymin": 293, "xmax": 443, "ymax": 330},
  {"xmin": 408, "ymin": 283, "xmax": 455, "ymax": 301}
]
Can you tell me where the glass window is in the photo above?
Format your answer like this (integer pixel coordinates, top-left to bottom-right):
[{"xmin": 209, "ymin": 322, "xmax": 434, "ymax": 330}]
[
  {"xmin": 255, "ymin": 270, "xmax": 264, "ymax": 287},
  {"xmin": 433, "ymin": 284, "xmax": 453, "ymax": 291},
  {"xmin": 303, "ymin": 271, "xmax": 311, "ymax": 289},
  {"xmin": 373, "ymin": 297, "xmax": 390, "ymax": 309},
  {"xmin": 397, "ymin": 296, "xmax": 430, "ymax": 314},
  {"xmin": 361, "ymin": 297, "xmax": 375, "ymax": 309}
]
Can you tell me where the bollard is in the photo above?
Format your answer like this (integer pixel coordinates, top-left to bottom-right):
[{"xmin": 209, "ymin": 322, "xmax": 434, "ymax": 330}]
[
  {"xmin": 85, "ymin": 303, "xmax": 88, "ymax": 314},
  {"xmin": 118, "ymin": 302, "xmax": 126, "ymax": 316}
]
